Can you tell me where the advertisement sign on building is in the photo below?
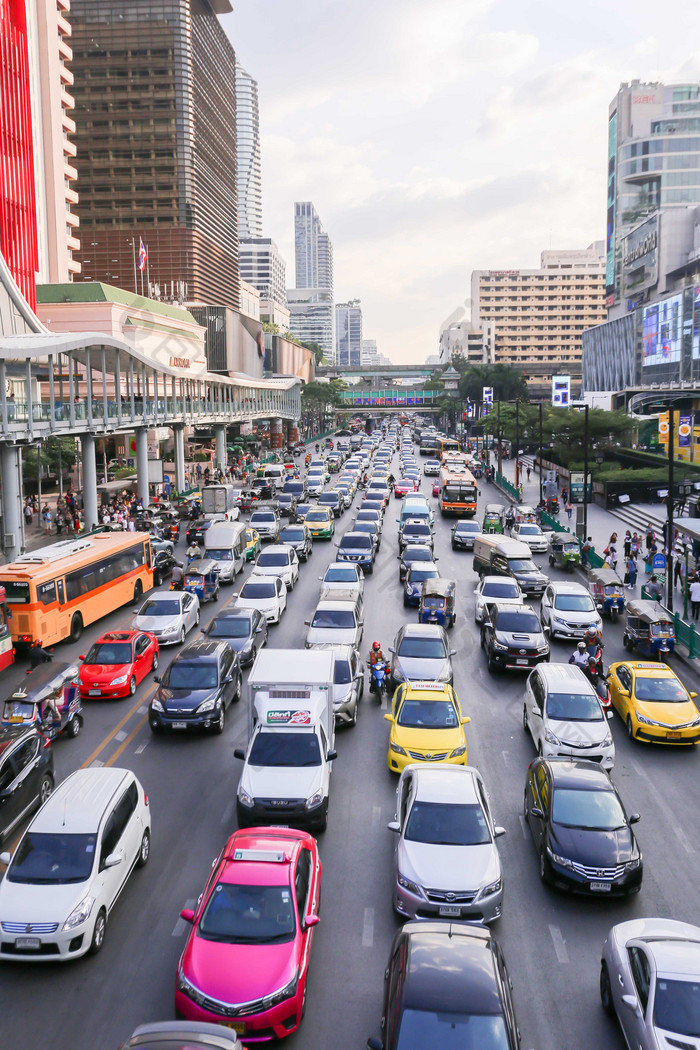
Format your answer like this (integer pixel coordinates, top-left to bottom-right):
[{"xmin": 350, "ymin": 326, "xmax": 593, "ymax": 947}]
[
  {"xmin": 552, "ymin": 376, "xmax": 570, "ymax": 406},
  {"xmin": 679, "ymin": 415, "xmax": 692, "ymax": 447},
  {"xmin": 692, "ymin": 286, "xmax": 700, "ymax": 359},
  {"xmin": 642, "ymin": 294, "xmax": 683, "ymax": 366},
  {"xmin": 658, "ymin": 412, "xmax": 669, "ymax": 438},
  {"xmin": 482, "ymin": 386, "xmax": 493, "ymax": 417},
  {"xmin": 622, "ymin": 214, "xmax": 658, "ymax": 299}
]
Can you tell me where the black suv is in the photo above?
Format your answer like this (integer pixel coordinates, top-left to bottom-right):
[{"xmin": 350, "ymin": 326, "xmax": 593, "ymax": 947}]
[
  {"xmin": 318, "ymin": 491, "xmax": 343, "ymax": 518},
  {"xmin": 279, "ymin": 523, "xmax": 313, "ymax": 561},
  {"xmin": 203, "ymin": 609, "xmax": 268, "ymax": 666},
  {"xmin": 150, "ymin": 640, "xmax": 242, "ymax": 734},
  {"xmin": 0, "ymin": 726, "xmax": 54, "ymax": 843},
  {"xmin": 480, "ymin": 602, "xmax": 549, "ymax": 673}
]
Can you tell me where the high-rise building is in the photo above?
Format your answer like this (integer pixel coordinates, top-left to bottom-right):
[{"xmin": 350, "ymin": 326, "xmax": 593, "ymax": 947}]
[
  {"xmin": 235, "ymin": 60, "xmax": 262, "ymax": 241},
  {"xmin": 287, "ymin": 288, "xmax": 334, "ymax": 360},
  {"xmin": 361, "ymin": 338, "xmax": 378, "ymax": 365},
  {"xmin": 239, "ymin": 237, "xmax": 286, "ymax": 306},
  {"xmin": 438, "ymin": 321, "xmax": 496, "ymax": 366},
  {"xmin": 69, "ymin": 0, "xmax": 241, "ymax": 311},
  {"xmin": 335, "ymin": 300, "xmax": 362, "ymax": 366},
  {"xmin": 294, "ymin": 201, "xmax": 333, "ymax": 292},
  {"xmin": 471, "ymin": 244, "xmax": 606, "ymax": 397},
  {"xmin": 606, "ymin": 80, "xmax": 700, "ymax": 309}
]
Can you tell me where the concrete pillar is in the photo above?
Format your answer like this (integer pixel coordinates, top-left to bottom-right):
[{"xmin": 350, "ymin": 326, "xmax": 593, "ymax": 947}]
[
  {"xmin": 173, "ymin": 426, "xmax": 186, "ymax": 493},
  {"xmin": 288, "ymin": 422, "xmax": 299, "ymax": 444},
  {"xmin": 215, "ymin": 425, "xmax": 226, "ymax": 471},
  {"xmin": 270, "ymin": 418, "xmax": 284, "ymax": 450},
  {"xmin": 135, "ymin": 428, "xmax": 149, "ymax": 508},
  {"xmin": 81, "ymin": 433, "xmax": 99, "ymax": 532},
  {"xmin": 0, "ymin": 444, "xmax": 24, "ymax": 561}
]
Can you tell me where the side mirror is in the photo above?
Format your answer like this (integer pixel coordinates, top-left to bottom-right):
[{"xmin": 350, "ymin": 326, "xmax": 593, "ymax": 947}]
[
  {"xmin": 180, "ymin": 908, "xmax": 195, "ymax": 923},
  {"xmin": 494, "ymin": 826, "xmax": 507, "ymax": 838},
  {"xmin": 619, "ymin": 689, "xmax": 630, "ymax": 698},
  {"xmin": 530, "ymin": 806, "xmax": 543, "ymax": 819},
  {"xmin": 233, "ymin": 748, "xmax": 245, "ymax": 760},
  {"xmin": 367, "ymin": 1038, "xmax": 384, "ymax": 1050},
  {"xmin": 629, "ymin": 813, "xmax": 641, "ymax": 825},
  {"xmin": 327, "ymin": 749, "xmax": 338, "ymax": 761},
  {"xmin": 622, "ymin": 994, "xmax": 642, "ymax": 1018},
  {"xmin": 0, "ymin": 851, "xmax": 11, "ymax": 865},
  {"xmin": 388, "ymin": 646, "xmax": 395, "ymax": 654},
  {"xmin": 78, "ymin": 654, "xmax": 85, "ymax": 661},
  {"xmin": 691, "ymin": 692, "xmax": 698, "ymax": 699},
  {"xmin": 450, "ymin": 650, "xmax": 457, "ymax": 657},
  {"xmin": 104, "ymin": 852, "xmax": 122, "ymax": 869},
  {"xmin": 606, "ymin": 710, "xmax": 614, "ymax": 719},
  {"xmin": 462, "ymin": 716, "xmax": 471, "ymax": 724},
  {"xmin": 304, "ymin": 619, "xmax": 310, "ymax": 626},
  {"xmin": 303, "ymin": 914, "xmax": 320, "ymax": 930},
  {"xmin": 387, "ymin": 820, "xmax": 400, "ymax": 833},
  {"xmin": 532, "ymin": 705, "xmax": 540, "ymax": 715},
  {"xmin": 384, "ymin": 713, "xmax": 393, "ymax": 723},
  {"xmin": 153, "ymin": 675, "xmax": 161, "ymax": 684},
  {"xmin": 542, "ymin": 624, "xmax": 550, "ymax": 634}
]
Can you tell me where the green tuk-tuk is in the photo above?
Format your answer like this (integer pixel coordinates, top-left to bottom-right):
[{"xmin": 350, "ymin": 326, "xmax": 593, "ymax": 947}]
[
  {"xmin": 549, "ymin": 534, "xmax": 581, "ymax": 571},
  {"xmin": 482, "ymin": 503, "xmax": 504, "ymax": 534},
  {"xmin": 183, "ymin": 559, "xmax": 221, "ymax": 604}
]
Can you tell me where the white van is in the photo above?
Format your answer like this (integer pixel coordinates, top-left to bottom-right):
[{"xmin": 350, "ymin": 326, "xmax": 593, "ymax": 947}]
[
  {"xmin": 262, "ymin": 464, "xmax": 285, "ymax": 491},
  {"xmin": 304, "ymin": 589, "xmax": 364, "ymax": 649},
  {"xmin": 204, "ymin": 521, "xmax": 246, "ymax": 582}
]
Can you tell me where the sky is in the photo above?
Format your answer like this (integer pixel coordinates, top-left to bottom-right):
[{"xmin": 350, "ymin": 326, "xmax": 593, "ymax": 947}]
[{"xmin": 221, "ymin": 0, "xmax": 700, "ymax": 364}]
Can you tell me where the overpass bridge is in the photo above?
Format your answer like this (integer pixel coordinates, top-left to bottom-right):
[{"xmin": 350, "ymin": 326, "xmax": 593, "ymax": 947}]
[
  {"xmin": 336, "ymin": 389, "xmax": 444, "ymax": 414},
  {"xmin": 318, "ymin": 363, "xmax": 436, "ymax": 384}
]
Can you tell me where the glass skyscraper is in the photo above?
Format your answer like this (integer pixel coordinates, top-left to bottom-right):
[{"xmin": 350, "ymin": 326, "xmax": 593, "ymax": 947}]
[
  {"xmin": 336, "ymin": 300, "xmax": 362, "ymax": 366},
  {"xmin": 235, "ymin": 60, "xmax": 262, "ymax": 240},
  {"xmin": 289, "ymin": 201, "xmax": 334, "ymax": 360}
]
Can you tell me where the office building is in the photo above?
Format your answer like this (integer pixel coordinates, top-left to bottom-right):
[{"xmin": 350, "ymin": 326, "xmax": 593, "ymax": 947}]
[
  {"xmin": 335, "ymin": 299, "xmax": 362, "ymax": 366},
  {"xmin": 239, "ymin": 237, "xmax": 286, "ymax": 306},
  {"xmin": 439, "ymin": 320, "xmax": 496, "ymax": 366},
  {"xmin": 606, "ymin": 80, "xmax": 700, "ymax": 310},
  {"xmin": 69, "ymin": 0, "xmax": 241, "ymax": 311},
  {"xmin": 361, "ymin": 338, "xmax": 378, "ymax": 365},
  {"xmin": 287, "ymin": 288, "xmax": 335, "ymax": 361},
  {"xmin": 235, "ymin": 60, "xmax": 262, "ymax": 241},
  {"xmin": 471, "ymin": 243, "xmax": 606, "ymax": 396},
  {"xmin": 294, "ymin": 201, "xmax": 333, "ymax": 292}
]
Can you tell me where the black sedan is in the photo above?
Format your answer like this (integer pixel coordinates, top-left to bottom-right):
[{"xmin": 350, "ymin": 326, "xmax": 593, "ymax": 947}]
[
  {"xmin": 524, "ymin": 757, "xmax": 643, "ymax": 896},
  {"xmin": 367, "ymin": 921, "xmax": 519, "ymax": 1050},
  {"xmin": 276, "ymin": 493, "xmax": 298, "ymax": 520},
  {"xmin": 279, "ymin": 523, "xmax": 313, "ymax": 561},
  {"xmin": 397, "ymin": 543, "xmax": 435, "ymax": 582},
  {"xmin": 0, "ymin": 726, "xmax": 54, "ymax": 844},
  {"xmin": 149, "ymin": 640, "xmax": 241, "ymax": 734},
  {"xmin": 186, "ymin": 518, "xmax": 215, "ymax": 546},
  {"xmin": 202, "ymin": 608, "xmax": 268, "ymax": 666}
]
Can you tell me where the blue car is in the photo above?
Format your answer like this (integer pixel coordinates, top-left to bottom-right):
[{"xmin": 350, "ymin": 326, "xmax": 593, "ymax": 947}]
[{"xmin": 403, "ymin": 563, "xmax": 440, "ymax": 607}]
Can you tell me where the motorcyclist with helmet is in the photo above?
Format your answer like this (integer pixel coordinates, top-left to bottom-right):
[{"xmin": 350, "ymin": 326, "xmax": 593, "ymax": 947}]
[
  {"xmin": 369, "ymin": 640, "xmax": 385, "ymax": 667},
  {"xmin": 568, "ymin": 641, "xmax": 589, "ymax": 670},
  {"xmin": 584, "ymin": 624, "xmax": 604, "ymax": 675}
]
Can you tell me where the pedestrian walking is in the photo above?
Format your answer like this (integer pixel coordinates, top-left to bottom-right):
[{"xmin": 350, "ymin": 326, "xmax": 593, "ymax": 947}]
[
  {"xmin": 526, "ymin": 465, "xmax": 531, "ymax": 482},
  {"xmin": 608, "ymin": 543, "xmax": 618, "ymax": 572},
  {"xmin": 581, "ymin": 537, "xmax": 593, "ymax": 569},
  {"xmin": 565, "ymin": 501, "xmax": 573, "ymax": 520},
  {"xmin": 690, "ymin": 577, "xmax": 700, "ymax": 621},
  {"xmin": 42, "ymin": 504, "xmax": 52, "ymax": 535},
  {"xmin": 623, "ymin": 532, "xmax": 632, "ymax": 559},
  {"xmin": 645, "ymin": 526, "xmax": 654, "ymax": 552},
  {"xmin": 626, "ymin": 555, "xmax": 637, "ymax": 591},
  {"xmin": 24, "ymin": 501, "xmax": 32, "ymax": 527}
]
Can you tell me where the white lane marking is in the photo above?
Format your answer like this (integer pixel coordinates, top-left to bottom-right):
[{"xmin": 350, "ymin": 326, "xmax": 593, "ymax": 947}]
[
  {"xmin": 372, "ymin": 805, "xmax": 382, "ymax": 827},
  {"xmin": 172, "ymin": 899, "xmax": 196, "ymax": 937},
  {"xmin": 90, "ymin": 759, "xmax": 104, "ymax": 768},
  {"xmin": 362, "ymin": 907, "xmax": 375, "ymax": 947},
  {"xmin": 501, "ymin": 750, "xmax": 509, "ymax": 766},
  {"xmin": 549, "ymin": 925, "xmax": 569, "ymax": 964},
  {"xmin": 134, "ymin": 740, "xmax": 149, "ymax": 755},
  {"xmin": 221, "ymin": 799, "xmax": 235, "ymax": 824},
  {"xmin": 380, "ymin": 695, "xmax": 388, "ymax": 711},
  {"xmin": 115, "ymin": 730, "xmax": 127, "ymax": 742},
  {"xmin": 518, "ymin": 815, "xmax": 528, "ymax": 839},
  {"xmin": 137, "ymin": 705, "xmax": 148, "ymax": 715},
  {"xmin": 629, "ymin": 758, "xmax": 644, "ymax": 777},
  {"xmin": 653, "ymin": 792, "xmax": 695, "ymax": 853}
]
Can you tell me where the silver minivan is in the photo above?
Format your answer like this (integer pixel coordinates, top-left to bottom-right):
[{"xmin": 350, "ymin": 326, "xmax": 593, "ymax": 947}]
[{"xmin": 304, "ymin": 591, "xmax": 364, "ymax": 649}]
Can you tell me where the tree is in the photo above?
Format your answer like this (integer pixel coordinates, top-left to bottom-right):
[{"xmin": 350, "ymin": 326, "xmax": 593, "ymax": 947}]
[
  {"xmin": 482, "ymin": 404, "xmax": 633, "ymax": 466},
  {"xmin": 22, "ymin": 437, "xmax": 77, "ymax": 485},
  {"xmin": 300, "ymin": 340, "xmax": 325, "ymax": 366},
  {"xmin": 458, "ymin": 363, "xmax": 528, "ymax": 402}
]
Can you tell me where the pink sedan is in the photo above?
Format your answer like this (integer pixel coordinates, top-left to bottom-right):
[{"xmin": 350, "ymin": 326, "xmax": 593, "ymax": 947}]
[
  {"xmin": 176, "ymin": 827, "xmax": 321, "ymax": 1042},
  {"xmin": 394, "ymin": 478, "xmax": 418, "ymax": 498}
]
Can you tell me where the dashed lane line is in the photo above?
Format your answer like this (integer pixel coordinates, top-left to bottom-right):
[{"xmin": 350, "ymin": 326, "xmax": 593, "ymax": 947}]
[{"xmin": 172, "ymin": 899, "xmax": 196, "ymax": 937}]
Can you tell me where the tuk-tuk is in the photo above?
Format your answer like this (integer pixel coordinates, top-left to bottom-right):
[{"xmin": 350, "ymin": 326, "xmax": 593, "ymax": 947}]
[
  {"xmin": 549, "ymin": 534, "xmax": 581, "ymax": 571},
  {"xmin": 418, "ymin": 578, "xmax": 456, "ymax": 628},
  {"xmin": 588, "ymin": 567, "xmax": 625, "ymax": 622},
  {"xmin": 482, "ymin": 503, "xmax": 504, "ymax": 534},
  {"xmin": 514, "ymin": 504, "xmax": 537, "ymax": 524},
  {"xmin": 2, "ymin": 661, "xmax": 83, "ymax": 740},
  {"xmin": 183, "ymin": 559, "xmax": 221, "ymax": 604},
  {"xmin": 623, "ymin": 599, "xmax": 675, "ymax": 660}
]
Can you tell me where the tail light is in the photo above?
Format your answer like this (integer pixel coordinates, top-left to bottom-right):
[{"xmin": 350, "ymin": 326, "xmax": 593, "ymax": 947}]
[
  {"xmin": 40, "ymin": 733, "xmax": 51, "ymax": 750},
  {"xmin": 143, "ymin": 792, "xmax": 149, "ymax": 807}
]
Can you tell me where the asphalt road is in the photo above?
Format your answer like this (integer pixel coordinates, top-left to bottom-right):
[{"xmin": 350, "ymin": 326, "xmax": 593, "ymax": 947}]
[{"xmin": 2, "ymin": 445, "xmax": 700, "ymax": 1050}]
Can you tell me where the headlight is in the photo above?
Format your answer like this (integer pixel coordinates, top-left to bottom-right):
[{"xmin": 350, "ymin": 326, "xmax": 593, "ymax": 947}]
[
  {"xmin": 492, "ymin": 640, "xmax": 508, "ymax": 651},
  {"xmin": 602, "ymin": 732, "xmax": 613, "ymax": 748},
  {"xmin": 390, "ymin": 742, "xmax": 407, "ymax": 755},
  {"xmin": 636, "ymin": 713, "xmax": 657, "ymax": 726},
  {"xmin": 480, "ymin": 876, "xmax": 502, "ymax": 898},
  {"xmin": 436, "ymin": 665, "xmax": 452, "ymax": 682},
  {"xmin": 63, "ymin": 896, "xmax": 95, "ymax": 930},
  {"xmin": 626, "ymin": 856, "xmax": 641, "ymax": 870},
  {"xmin": 161, "ymin": 624, "xmax": 178, "ymax": 635},
  {"xmin": 546, "ymin": 848, "xmax": 573, "ymax": 869},
  {"xmin": 449, "ymin": 744, "xmax": 467, "ymax": 758},
  {"xmin": 537, "ymin": 644, "xmax": 549, "ymax": 653},
  {"xmin": 178, "ymin": 963, "xmax": 207, "ymax": 1006},
  {"xmin": 397, "ymin": 872, "xmax": 423, "ymax": 897},
  {"xmin": 264, "ymin": 970, "xmax": 299, "ymax": 1007},
  {"xmin": 110, "ymin": 674, "xmax": 128, "ymax": 686},
  {"xmin": 393, "ymin": 666, "xmax": 406, "ymax": 683},
  {"xmin": 197, "ymin": 695, "xmax": 219, "ymax": 713},
  {"xmin": 151, "ymin": 698, "xmax": 164, "ymax": 712},
  {"xmin": 238, "ymin": 789, "xmax": 254, "ymax": 808},
  {"xmin": 305, "ymin": 791, "xmax": 323, "ymax": 810},
  {"xmin": 544, "ymin": 728, "xmax": 561, "ymax": 745}
]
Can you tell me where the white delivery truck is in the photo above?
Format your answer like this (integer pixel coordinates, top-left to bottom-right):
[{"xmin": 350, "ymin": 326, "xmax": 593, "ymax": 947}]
[
  {"xmin": 234, "ymin": 649, "xmax": 336, "ymax": 832},
  {"xmin": 203, "ymin": 520, "xmax": 246, "ymax": 582},
  {"xmin": 201, "ymin": 484, "xmax": 240, "ymax": 520}
]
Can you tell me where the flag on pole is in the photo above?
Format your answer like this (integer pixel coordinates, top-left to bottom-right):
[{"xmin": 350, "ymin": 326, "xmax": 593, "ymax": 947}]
[{"xmin": 138, "ymin": 238, "xmax": 147, "ymax": 272}]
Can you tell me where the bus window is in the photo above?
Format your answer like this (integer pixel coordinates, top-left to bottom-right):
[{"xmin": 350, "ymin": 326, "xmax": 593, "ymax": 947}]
[
  {"xmin": 56, "ymin": 580, "xmax": 65, "ymax": 604},
  {"xmin": 3, "ymin": 581, "xmax": 30, "ymax": 604},
  {"xmin": 37, "ymin": 581, "xmax": 57, "ymax": 606}
]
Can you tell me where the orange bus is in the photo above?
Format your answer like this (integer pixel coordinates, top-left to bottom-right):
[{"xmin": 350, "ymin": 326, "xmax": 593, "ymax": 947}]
[
  {"xmin": 438, "ymin": 466, "xmax": 477, "ymax": 517},
  {"xmin": 0, "ymin": 533, "xmax": 154, "ymax": 647}
]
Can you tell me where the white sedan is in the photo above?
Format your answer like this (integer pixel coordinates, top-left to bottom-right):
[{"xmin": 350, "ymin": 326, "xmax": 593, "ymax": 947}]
[
  {"xmin": 132, "ymin": 590, "xmax": 200, "ymax": 645},
  {"xmin": 474, "ymin": 576, "xmax": 524, "ymax": 624},
  {"xmin": 253, "ymin": 544, "xmax": 300, "ymax": 590},
  {"xmin": 234, "ymin": 573, "xmax": 288, "ymax": 624},
  {"xmin": 510, "ymin": 522, "xmax": 549, "ymax": 553}
]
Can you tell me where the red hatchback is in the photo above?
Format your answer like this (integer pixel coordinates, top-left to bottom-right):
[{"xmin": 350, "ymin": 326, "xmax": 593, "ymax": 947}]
[
  {"xmin": 78, "ymin": 630, "xmax": 159, "ymax": 699},
  {"xmin": 176, "ymin": 827, "xmax": 321, "ymax": 1043}
]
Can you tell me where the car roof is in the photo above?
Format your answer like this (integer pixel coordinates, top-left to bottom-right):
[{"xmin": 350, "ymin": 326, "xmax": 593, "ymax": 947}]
[
  {"xmin": 97, "ymin": 630, "xmax": 138, "ymax": 642},
  {"xmin": 0, "ymin": 724, "xmax": 37, "ymax": 757},
  {"xmin": 624, "ymin": 661, "xmax": 678, "ymax": 679},
  {"xmin": 325, "ymin": 561, "xmax": 359, "ymax": 573},
  {"xmin": 177, "ymin": 640, "xmax": 225, "ymax": 660},
  {"xmin": 400, "ymin": 623, "xmax": 445, "ymax": 638},
  {"xmin": 535, "ymin": 663, "xmax": 594, "ymax": 692},
  {"xmin": 212, "ymin": 608, "xmax": 256, "ymax": 620},
  {"xmin": 410, "ymin": 765, "xmax": 479, "ymax": 804},
  {"xmin": 261, "ymin": 544, "xmax": 293, "ymax": 554},
  {"xmin": 218, "ymin": 828, "xmax": 305, "ymax": 887},
  {"xmin": 543, "ymin": 758, "xmax": 614, "ymax": 790},
  {"xmin": 402, "ymin": 923, "xmax": 502, "ymax": 1014},
  {"xmin": 32, "ymin": 767, "xmax": 132, "ymax": 834},
  {"xmin": 549, "ymin": 582, "xmax": 589, "ymax": 595}
]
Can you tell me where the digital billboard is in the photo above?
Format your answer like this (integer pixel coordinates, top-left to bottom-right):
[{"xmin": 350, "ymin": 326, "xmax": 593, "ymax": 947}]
[
  {"xmin": 642, "ymin": 294, "xmax": 683, "ymax": 367},
  {"xmin": 606, "ymin": 112, "xmax": 617, "ymax": 296},
  {"xmin": 693, "ymin": 285, "xmax": 700, "ymax": 359},
  {"xmin": 552, "ymin": 375, "xmax": 570, "ymax": 406},
  {"xmin": 622, "ymin": 214, "xmax": 658, "ymax": 299}
]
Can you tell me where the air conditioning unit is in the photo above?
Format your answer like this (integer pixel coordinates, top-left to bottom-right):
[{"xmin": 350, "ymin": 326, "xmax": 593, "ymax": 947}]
[{"xmin": 3, "ymin": 533, "xmax": 15, "ymax": 548}]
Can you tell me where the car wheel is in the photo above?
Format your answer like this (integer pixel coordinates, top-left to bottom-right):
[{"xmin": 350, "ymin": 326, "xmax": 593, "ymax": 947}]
[
  {"xmin": 152, "ymin": 651, "xmax": 159, "ymax": 671},
  {"xmin": 403, "ymin": 593, "xmax": 409, "ymax": 607},
  {"xmin": 539, "ymin": 848, "xmax": 550, "ymax": 886},
  {"xmin": 522, "ymin": 704, "xmax": 528, "ymax": 731},
  {"xmin": 214, "ymin": 706, "xmax": 225, "ymax": 734},
  {"xmin": 523, "ymin": 789, "xmax": 529, "ymax": 822},
  {"xmin": 487, "ymin": 652, "xmax": 496, "ymax": 674},
  {"xmin": 38, "ymin": 774, "xmax": 54, "ymax": 806},
  {"xmin": 600, "ymin": 962, "xmax": 615, "ymax": 1016},
  {"xmin": 213, "ymin": 588, "xmax": 219, "ymax": 602},
  {"xmin": 626, "ymin": 716, "xmax": 635, "ymax": 741},
  {"xmin": 179, "ymin": 627, "xmax": 186, "ymax": 645},
  {"xmin": 195, "ymin": 611, "xmax": 200, "ymax": 626},
  {"xmin": 67, "ymin": 715, "xmax": 82, "ymax": 738},
  {"xmin": 128, "ymin": 675, "xmax": 137, "ymax": 697},
  {"xmin": 88, "ymin": 909, "xmax": 107, "ymax": 955},
  {"xmin": 234, "ymin": 673, "xmax": 242, "ymax": 702},
  {"xmin": 136, "ymin": 828, "xmax": 150, "ymax": 868}
]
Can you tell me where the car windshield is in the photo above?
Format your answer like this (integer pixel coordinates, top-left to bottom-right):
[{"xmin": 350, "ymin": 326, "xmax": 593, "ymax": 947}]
[
  {"xmin": 248, "ymin": 730, "xmax": 321, "ymax": 766},
  {"xmin": 482, "ymin": 582, "xmax": 519, "ymax": 598},
  {"xmin": 395, "ymin": 1010, "xmax": 510, "ymax": 1050},
  {"xmin": 8, "ymin": 832, "xmax": 96, "ymax": 884},
  {"xmin": 457, "ymin": 523, "xmax": 480, "ymax": 533},
  {"xmin": 546, "ymin": 692, "xmax": 603, "ymax": 721},
  {"xmin": 251, "ymin": 513, "xmax": 275, "ymax": 523},
  {"xmin": 167, "ymin": 662, "xmax": 218, "ymax": 690},
  {"xmin": 325, "ymin": 567, "xmax": 357, "ymax": 583},
  {"xmin": 554, "ymin": 594, "xmax": 596, "ymax": 612},
  {"xmin": 206, "ymin": 548, "xmax": 233, "ymax": 561},
  {"xmin": 551, "ymin": 788, "xmax": 626, "ymax": 830},
  {"xmin": 198, "ymin": 883, "xmax": 295, "ymax": 945},
  {"xmin": 307, "ymin": 512, "xmax": 330, "ymax": 523},
  {"xmin": 509, "ymin": 559, "xmax": 538, "ymax": 572},
  {"xmin": 519, "ymin": 525, "xmax": 540, "ymax": 535},
  {"xmin": 84, "ymin": 642, "xmax": 132, "ymax": 664},
  {"xmin": 654, "ymin": 978, "xmax": 700, "ymax": 1038},
  {"xmin": 398, "ymin": 637, "xmax": 447, "ymax": 659},
  {"xmin": 334, "ymin": 660, "xmax": 352, "ymax": 684},
  {"xmin": 397, "ymin": 698, "xmax": 458, "ymax": 728},
  {"xmin": 405, "ymin": 548, "xmax": 432, "ymax": 563},
  {"xmin": 208, "ymin": 618, "xmax": 251, "ymax": 639},
  {"xmin": 495, "ymin": 612, "xmax": 541, "ymax": 633},
  {"xmin": 311, "ymin": 610, "xmax": 355, "ymax": 629},
  {"xmin": 241, "ymin": 582, "xmax": 276, "ymax": 599},
  {"xmin": 634, "ymin": 676, "xmax": 689, "ymax": 703},
  {"xmin": 280, "ymin": 530, "xmax": 303, "ymax": 542},
  {"xmin": 342, "ymin": 536, "xmax": 371, "ymax": 550},
  {"xmin": 1, "ymin": 581, "xmax": 30, "ymax": 604},
  {"xmin": 405, "ymin": 801, "xmax": 490, "ymax": 845},
  {"xmin": 138, "ymin": 599, "xmax": 180, "ymax": 617},
  {"xmin": 258, "ymin": 553, "xmax": 289, "ymax": 567},
  {"xmin": 406, "ymin": 525, "xmax": 431, "ymax": 538}
]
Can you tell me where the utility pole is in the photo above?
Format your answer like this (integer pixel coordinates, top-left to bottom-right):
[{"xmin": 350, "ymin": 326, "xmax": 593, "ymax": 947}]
[
  {"xmin": 538, "ymin": 402, "xmax": 543, "ymax": 504},
  {"xmin": 583, "ymin": 404, "xmax": 589, "ymax": 540},
  {"xmin": 515, "ymin": 400, "xmax": 520, "ymax": 491},
  {"xmin": 667, "ymin": 408, "xmax": 674, "ymax": 612},
  {"xmin": 497, "ymin": 400, "xmax": 502, "ymax": 477}
]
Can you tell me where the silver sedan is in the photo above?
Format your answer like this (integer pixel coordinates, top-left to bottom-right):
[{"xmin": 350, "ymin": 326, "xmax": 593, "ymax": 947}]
[
  {"xmin": 601, "ymin": 917, "xmax": 700, "ymax": 1049},
  {"xmin": 132, "ymin": 590, "xmax": 200, "ymax": 646}
]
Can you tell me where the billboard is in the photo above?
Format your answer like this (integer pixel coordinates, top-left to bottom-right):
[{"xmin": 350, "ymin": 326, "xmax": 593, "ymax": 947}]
[
  {"xmin": 552, "ymin": 375, "xmax": 570, "ymax": 406},
  {"xmin": 606, "ymin": 111, "xmax": 617, "ymax": 296},
  {"xmin": 642, "ymin": 294, "xmax": 682, "ymax": 366},
  {"xmin": 693, "ymin": 285, "xmax": 700, "ymax": 359},
  {"xmin": 679, "ymin": 415, "xmax": 692, "ymax": 447},
  {"xmin": 622, "ymin": 214, "xmax": 658, "ymax": 298}
]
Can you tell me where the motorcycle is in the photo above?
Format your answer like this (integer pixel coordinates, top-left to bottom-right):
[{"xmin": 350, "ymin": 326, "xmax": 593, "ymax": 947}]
[{"xmin": 369, "ymin": 660, "xmax": 390, "ymax": 699}]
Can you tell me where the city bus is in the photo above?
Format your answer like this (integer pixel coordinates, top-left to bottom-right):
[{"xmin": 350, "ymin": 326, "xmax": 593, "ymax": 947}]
[
  {"xmin": 419, "ymin": 431, "xmax": 440, "ymax": 456},
  {"xmin": 0, "ymin": 587, "xmax": 14, "ymax": 672},
  {"xmin": 437, "ymin": 437, "xmax": 460, "ymax": 459},
  {"xmin": 438, "ymin": 466, "xmax": 478, "ymax": 517},
  {"xmin": 0, "ymin": 533, "xmax": 154, "ymax": 647}
]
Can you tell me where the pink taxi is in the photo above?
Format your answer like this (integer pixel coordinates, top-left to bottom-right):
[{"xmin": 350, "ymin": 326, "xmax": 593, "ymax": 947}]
[{"xmin": 176, "ymin": 826, "xmax": 321, "ymax": 1042}]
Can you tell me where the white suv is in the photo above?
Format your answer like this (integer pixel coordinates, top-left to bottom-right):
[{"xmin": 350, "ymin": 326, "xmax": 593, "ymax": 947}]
[
  {"xmin": 0, "ymin": 767, "xmax": 151, "ymax": 961},
  {"xmin": 523, "ymin": 663, "xmax": 614, "ymax": 770}
]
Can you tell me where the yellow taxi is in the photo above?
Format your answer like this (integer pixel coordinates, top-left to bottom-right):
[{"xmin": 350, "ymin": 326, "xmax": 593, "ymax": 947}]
[
  {"xmin": 244, "ymin": 526, "xmax": 261, "ymax": 562},
  {"xmin": 608, "ymin": 661, "xmax": 700, "ymax": 744},
  {"xmin": 304, "ymin": 506, "xmax": 335, "ymax": 540},
  {"xmin": 384, "ymin": 681, "xmax": 470, "ymax": 773}
]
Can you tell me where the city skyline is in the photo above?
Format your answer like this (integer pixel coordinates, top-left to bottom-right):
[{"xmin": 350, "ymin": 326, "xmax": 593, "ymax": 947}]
[{"xmin": 222, "ymin": 0, "xmax": 700, "ymax": 363}]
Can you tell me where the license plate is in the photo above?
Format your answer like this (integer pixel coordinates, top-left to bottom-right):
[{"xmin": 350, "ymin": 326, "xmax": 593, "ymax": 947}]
[
  {"xmin": 667, "ymin": 731, "xmax": 682, "ymax": 739},
  {"xmin": 222, "ymin": 1022, "xmax": 246, "ymax": 1034},
  {"xmin": 516, "ymin": 658, "xmax": 528, "ymax": 666},
  {"xmin": 14, "ymin": 937, "xmax": 40, "ymax": 950},
  {"xmin": 89, "ymin": 689, "xmax": 101, "ymax": 696},
  {"xmin": 172, "ymin": 721, "xmax": 187, "ymax": 729},
  {"xmin": 439, "ymin": 905, "xmax": 461, "ymax": 917},
  {"xmin": 590, "ymin": 881, "xmax": 611, "ymax": 892}
]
